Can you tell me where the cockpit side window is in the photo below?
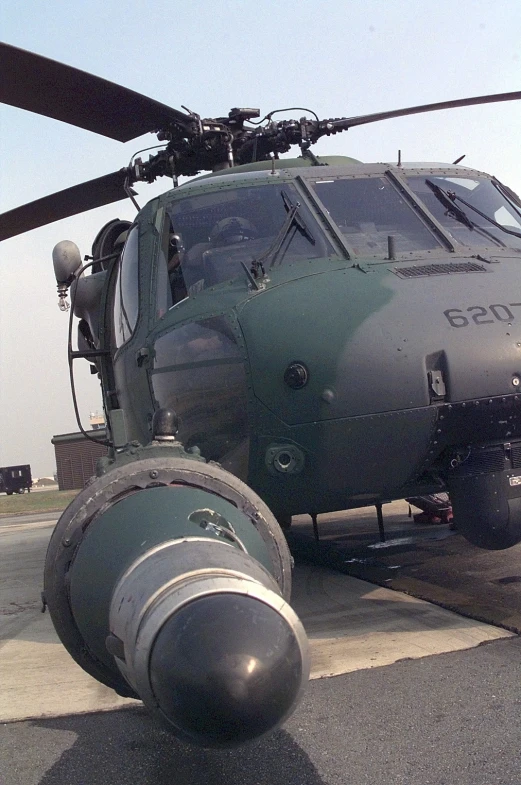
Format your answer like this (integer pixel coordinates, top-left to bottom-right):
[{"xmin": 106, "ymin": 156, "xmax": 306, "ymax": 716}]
[
  {"xmin": 164, "ymin": 183, "xmax": 335, "ymax": 298},
  {"xmin": 113, "ymin": 225, "xmax": 139, "ymax": 348},
  {"xmin": 308, "ymin": 177, "xmax": 442, "ymax": 257}
]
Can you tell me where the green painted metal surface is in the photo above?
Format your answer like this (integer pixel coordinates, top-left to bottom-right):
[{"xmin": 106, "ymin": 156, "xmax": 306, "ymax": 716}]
[{"xmin": 69, "ymin": 485, "xmax": 275, "ymax": 671}]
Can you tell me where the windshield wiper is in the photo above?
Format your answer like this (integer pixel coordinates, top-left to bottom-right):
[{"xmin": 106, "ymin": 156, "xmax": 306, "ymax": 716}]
[
  {"xmin": 450, "ymin": 190, "xmax": 521, "ymax": 241},
  {"xmin": 425, "ymin": 179, "xmax": 510, "ymax": 248},
  {"xmin": 280, "ymin": 190, "xmax": 316, "ymax": 245},
  {"xmin": 252, "ymin": 190, "xmax": 315, "ymax": 271},
  {"xmin": 425, "ymin": 180, "xmax": 521, "ymax": 245},
  {"xmin": 425, "ymin": 179, "xmax": 474, "ymax": 229}
]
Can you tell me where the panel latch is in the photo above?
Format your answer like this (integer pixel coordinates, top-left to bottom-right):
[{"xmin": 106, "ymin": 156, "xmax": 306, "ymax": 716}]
[{"xmin": 429, "ymin": 369, "xmax": 446, "ymax": 398}]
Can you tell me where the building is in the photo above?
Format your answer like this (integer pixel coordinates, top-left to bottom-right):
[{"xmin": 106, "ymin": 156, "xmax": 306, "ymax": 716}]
[
  {"xmin": 52, "ymin": 429, "xmax": 108, "ymax": 491},
  {"xmin": 89, "ymin": 411, "xmax": 105, "ymax": 430}
]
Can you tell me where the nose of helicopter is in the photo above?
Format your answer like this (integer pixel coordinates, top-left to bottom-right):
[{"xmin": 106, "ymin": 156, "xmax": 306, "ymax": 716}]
[
  {"xmin": 236, "ymin": 259, "xmax": 521, "ymax": 530},
  {"xmin": 238, "ymin": 258, "xmax": 521, "ymax": 422}
]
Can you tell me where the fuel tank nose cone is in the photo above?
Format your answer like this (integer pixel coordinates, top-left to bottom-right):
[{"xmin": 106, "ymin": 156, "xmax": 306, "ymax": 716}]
[
  {"xmin": 108, "ymin": 538, "xmax": 309, "ymax": 747},
  {"xmin": 149, "ymin": 593, "xmax": 304, "ymax": 747},
  {"xmin": 45, "ymin": 457, "xmax": 306, "ymax": 747}
]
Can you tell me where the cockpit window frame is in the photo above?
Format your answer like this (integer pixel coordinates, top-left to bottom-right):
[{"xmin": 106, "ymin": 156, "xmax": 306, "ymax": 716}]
[
  {"xmin": 301, "ymin": 170, "xmax": 451, "ymax": 261},
  {"xmin": 154, "ymin": 164, "xmax": 521, "ymax": 284},
  {"xmin": 298, "ymin": 163, "xmax": 521, "ymax": 261},
  {"xmin": 404, "ymin": 170, "xmax": 521, "ymax": 254},
  {"xmin": 159, "ymin": 179, "xmax": 340, "ymax": 300},
  {"xmin": 112, "ymin": 223, "xmax": 140, "ymax": 350}
]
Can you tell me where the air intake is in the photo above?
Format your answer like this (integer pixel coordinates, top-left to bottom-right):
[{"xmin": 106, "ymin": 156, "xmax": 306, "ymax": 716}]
[
  {"xmin": 393, "ymin": 262, "xmax": 487, "ymax": 278},
  {"xmin": 450, "ymin": 446, "xmax": 505, "ymax": 478}
]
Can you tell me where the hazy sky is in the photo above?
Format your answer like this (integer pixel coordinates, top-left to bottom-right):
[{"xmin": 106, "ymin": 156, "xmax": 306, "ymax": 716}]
[{"xmin": 1, "ymin": 0, "xmax": 520, "ymax": 475}]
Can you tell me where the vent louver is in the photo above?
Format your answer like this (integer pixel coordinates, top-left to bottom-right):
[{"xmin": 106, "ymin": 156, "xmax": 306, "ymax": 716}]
[{"xmin": 394, "ymin": 262, "xmax": 487, "ymax": 278}]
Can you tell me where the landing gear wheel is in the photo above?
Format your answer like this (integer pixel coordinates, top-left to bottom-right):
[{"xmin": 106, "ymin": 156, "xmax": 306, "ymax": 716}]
[{"xmin": 278, "ymin": 515, "xmax": 292, "ymax": 532}]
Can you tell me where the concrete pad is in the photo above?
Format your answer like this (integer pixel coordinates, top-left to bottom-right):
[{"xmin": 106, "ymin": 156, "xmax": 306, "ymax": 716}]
[
  {"xmin": 0, "ymin": 511, "xmax": 513, "ymax": 723},
  {"xmin": 1, "ymin": 563, "xmax": 512, "ymax": 723},
  {"xmin": 291, "ymin": 501, "xmax": 521, "ymax": 634},
  {"xmin": 0, "ymin": 614, "xmax": 139, "ymax": 722},
  {"xmin": 291, "ymin": 564, "xmax": 513, "ymax": 679},
  {"xmin": 0, "ymin": 519, "xmax": 60, "ymax": 534}
]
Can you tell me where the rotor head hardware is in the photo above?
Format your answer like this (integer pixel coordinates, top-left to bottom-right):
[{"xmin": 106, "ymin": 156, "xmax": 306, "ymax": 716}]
[{"xmin": 3, "ymin": 40, "xmax": 521, "ymax": 239}]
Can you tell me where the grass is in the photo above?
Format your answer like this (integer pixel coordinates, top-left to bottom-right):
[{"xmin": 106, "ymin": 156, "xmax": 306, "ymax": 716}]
[{"xmin": 0, "ymin": 489, "xmax": 79, "ymax": 516}]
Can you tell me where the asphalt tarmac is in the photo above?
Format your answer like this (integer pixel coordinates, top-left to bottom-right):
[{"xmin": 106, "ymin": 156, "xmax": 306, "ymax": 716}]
[
  {"xmin": 3, "ymin": 638, "xmax": 521, "ymax": 785},
  {"xmin": 2, "ymin": 505, "xmax": 521, "ymax": 784}
]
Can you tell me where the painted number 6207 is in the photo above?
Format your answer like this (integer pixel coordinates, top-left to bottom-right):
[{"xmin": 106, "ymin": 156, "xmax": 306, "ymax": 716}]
[{"xmin": 444, "ymin": 303, "xmax": 521, "ymax": 328}]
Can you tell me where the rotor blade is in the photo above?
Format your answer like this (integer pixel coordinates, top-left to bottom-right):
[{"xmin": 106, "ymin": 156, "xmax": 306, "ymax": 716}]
[
  {"xmin": 0, "ymin": 42, "xmax": 192, "ymax": 142},
  {"xmin": 327, "ymin": 91, "xmax": 521, "ymax": 133},
  {"xmin": 0, "ymin": 170, "xmax": 131, "ymax": 241}
]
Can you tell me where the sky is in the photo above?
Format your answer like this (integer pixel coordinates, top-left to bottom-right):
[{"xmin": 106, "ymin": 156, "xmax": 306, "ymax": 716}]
[{"xmin": 1, "ymin": 0, "xmax": 520, "ymax": 476}]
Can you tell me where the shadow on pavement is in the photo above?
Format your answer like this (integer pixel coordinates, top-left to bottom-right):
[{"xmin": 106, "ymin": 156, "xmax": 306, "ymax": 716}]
[
  {"xmin": 289, "ymin": 512, "xmax": 521, "ymax": 633},
  {"xmin": 33, "ymin": 707, "xmax": 326, "ymax": 785}
]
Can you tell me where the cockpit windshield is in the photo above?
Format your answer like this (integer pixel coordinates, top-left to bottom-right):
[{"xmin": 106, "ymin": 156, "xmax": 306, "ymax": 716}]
[
  {"xmin": 407, "ymin": 175, "xmax": 521, "ymax": 252},
  {"xmin": 308, "ymin": 176, "xmax": 442, "ymax": 257},
  {"xmin": 164, "ymin": 183, "xmax": 335, "ymax": 301}
]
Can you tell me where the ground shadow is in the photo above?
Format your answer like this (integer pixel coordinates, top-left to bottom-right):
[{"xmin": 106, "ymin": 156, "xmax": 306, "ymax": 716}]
[
  {"xmin": 32, "ymin": 707, "xmax": 326, "ymax": 785},
  {"xmin": 289, "ymin": 513, "xmax": 521, "ymax": 633}
]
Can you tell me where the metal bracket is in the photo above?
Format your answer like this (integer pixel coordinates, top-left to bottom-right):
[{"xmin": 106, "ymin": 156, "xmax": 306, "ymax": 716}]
[
  {"xmin": 429, "ymin": 370, "xmax": 446, "ymax": 398},
  {"xmin": 136, "ymin": 347, "xmax": 150, "ymax": 367}
]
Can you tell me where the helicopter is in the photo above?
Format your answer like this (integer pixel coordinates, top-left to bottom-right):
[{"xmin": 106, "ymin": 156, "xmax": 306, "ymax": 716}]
[{"xmin": 3, "ymin": 40, "xmax": 521, "ymax": 748}]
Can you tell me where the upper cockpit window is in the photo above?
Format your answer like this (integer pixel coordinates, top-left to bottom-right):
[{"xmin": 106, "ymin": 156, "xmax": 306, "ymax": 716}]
[
  {"xmin": 407, "ymin": 176, "xmax": 521, "ymax": 252},
  {"xmin": 164, "ymin": 183, "xmax": 335, "ymax": 301},
  {"xmin": 308, "ymin": 177, "xmax": 442, "ymax": 257}
]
